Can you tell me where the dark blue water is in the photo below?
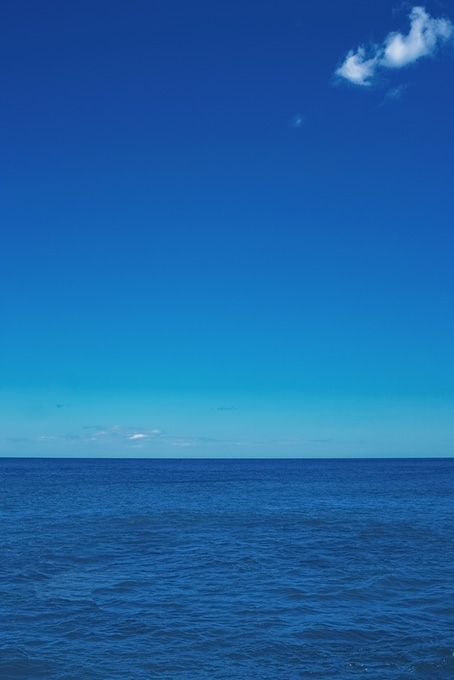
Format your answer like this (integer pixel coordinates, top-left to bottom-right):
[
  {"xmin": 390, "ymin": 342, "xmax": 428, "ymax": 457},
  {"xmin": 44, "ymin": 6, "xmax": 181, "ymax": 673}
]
[{"xmin": 1, "ymin": 458, "xmax": 453, "ymax": 679}]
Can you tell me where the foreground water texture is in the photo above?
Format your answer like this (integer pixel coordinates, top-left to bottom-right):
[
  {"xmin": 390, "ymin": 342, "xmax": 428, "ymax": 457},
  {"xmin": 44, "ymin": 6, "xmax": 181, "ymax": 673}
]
[{"xmin": 1, "ymin": 458, "xmax": 453, "ymax": 679}]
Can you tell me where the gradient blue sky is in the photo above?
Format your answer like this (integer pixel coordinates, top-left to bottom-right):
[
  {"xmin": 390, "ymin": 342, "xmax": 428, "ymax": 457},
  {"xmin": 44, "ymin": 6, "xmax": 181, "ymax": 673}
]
[{"xmin": 2, "ymin": 0, "xmax": 454, "ymax": 457}]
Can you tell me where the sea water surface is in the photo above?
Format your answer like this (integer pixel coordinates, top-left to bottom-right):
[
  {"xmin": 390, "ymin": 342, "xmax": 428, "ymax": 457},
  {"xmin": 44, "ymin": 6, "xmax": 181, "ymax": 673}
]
[{"xmin": 0, "ymin": 457, "xmax": 453, "ymax": 679}]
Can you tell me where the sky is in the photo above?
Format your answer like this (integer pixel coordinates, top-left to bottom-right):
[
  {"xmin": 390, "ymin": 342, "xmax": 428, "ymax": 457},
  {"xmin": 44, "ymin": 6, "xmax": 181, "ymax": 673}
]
[{"xmin": 1, "ymin": 0, "xmax": 454, "ymax": 457}]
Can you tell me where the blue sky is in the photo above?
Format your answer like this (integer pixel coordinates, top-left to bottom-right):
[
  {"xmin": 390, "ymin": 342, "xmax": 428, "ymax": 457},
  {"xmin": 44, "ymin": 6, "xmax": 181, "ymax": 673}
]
[{"xmin": 1, "ymin": 0, "xmax": 454, "ymax": 457}]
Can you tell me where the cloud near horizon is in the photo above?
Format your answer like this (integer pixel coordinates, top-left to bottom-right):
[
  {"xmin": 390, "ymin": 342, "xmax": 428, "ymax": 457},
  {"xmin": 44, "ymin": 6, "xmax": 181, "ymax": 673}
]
[
  {"xmin": 21, "ymin": 424, "xmax": 344, "ymax": 452},
  {"xmin": 336, "ymin": 6, "xmax": 453, "ymax": 86}
]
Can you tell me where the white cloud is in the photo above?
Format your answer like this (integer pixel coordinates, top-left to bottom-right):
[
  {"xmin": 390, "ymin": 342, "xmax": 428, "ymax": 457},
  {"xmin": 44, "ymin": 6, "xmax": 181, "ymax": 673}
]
[
  {"xmin": 129, "ymin": 433, "xmax": 148, "ymax": 440},
  {"xmin": 336, "ymin": 6, "xmax": 453, "ymax": 86},
  {"xmin": 383, "ymin": 7, "xmax": 453, "ymax": 67},
  {"xmin": 336, "ymin": 48, "xmax": 380, "ymax": 86}
]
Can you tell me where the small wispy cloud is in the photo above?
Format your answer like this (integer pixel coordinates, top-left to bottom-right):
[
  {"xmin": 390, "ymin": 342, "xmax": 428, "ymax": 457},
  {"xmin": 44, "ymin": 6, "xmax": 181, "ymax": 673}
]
[
  {"xmin": 336, "ymin": 6, "xmax": 453, "ymax": 86},
  {"xmin": 84, "ymin": 425, "xmax": 162, "ymax": 443},
  {"xmin": 385, "ymin": 83, "xmax": 409, "ymax": 100},
  {"xmin": 31, "ymin": 424, "xmax": 341, "ymax": 452},
  {"xmin": 290, "ymin": 113, "xmax": 305, "ymax": 128}
]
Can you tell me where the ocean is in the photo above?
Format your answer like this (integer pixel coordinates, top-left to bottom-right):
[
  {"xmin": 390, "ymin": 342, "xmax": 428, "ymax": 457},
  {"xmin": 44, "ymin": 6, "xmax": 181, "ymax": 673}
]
[{"xmin": 0, "ymin": 457, "xmax": 453, "ymax": 679}]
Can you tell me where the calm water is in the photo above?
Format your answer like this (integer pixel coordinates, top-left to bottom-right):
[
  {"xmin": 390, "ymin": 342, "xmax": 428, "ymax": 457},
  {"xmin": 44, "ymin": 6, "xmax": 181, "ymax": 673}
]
[{"xmin": 0, "ymin": 458, "xmax": 453, "ymax": 679}]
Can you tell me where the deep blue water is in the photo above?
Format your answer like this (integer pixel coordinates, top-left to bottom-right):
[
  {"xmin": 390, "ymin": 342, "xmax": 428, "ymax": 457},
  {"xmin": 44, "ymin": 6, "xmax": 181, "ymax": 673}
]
[{"xmin": 0, "ymin": 458, "xmax": 453, "ymax": 679}]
